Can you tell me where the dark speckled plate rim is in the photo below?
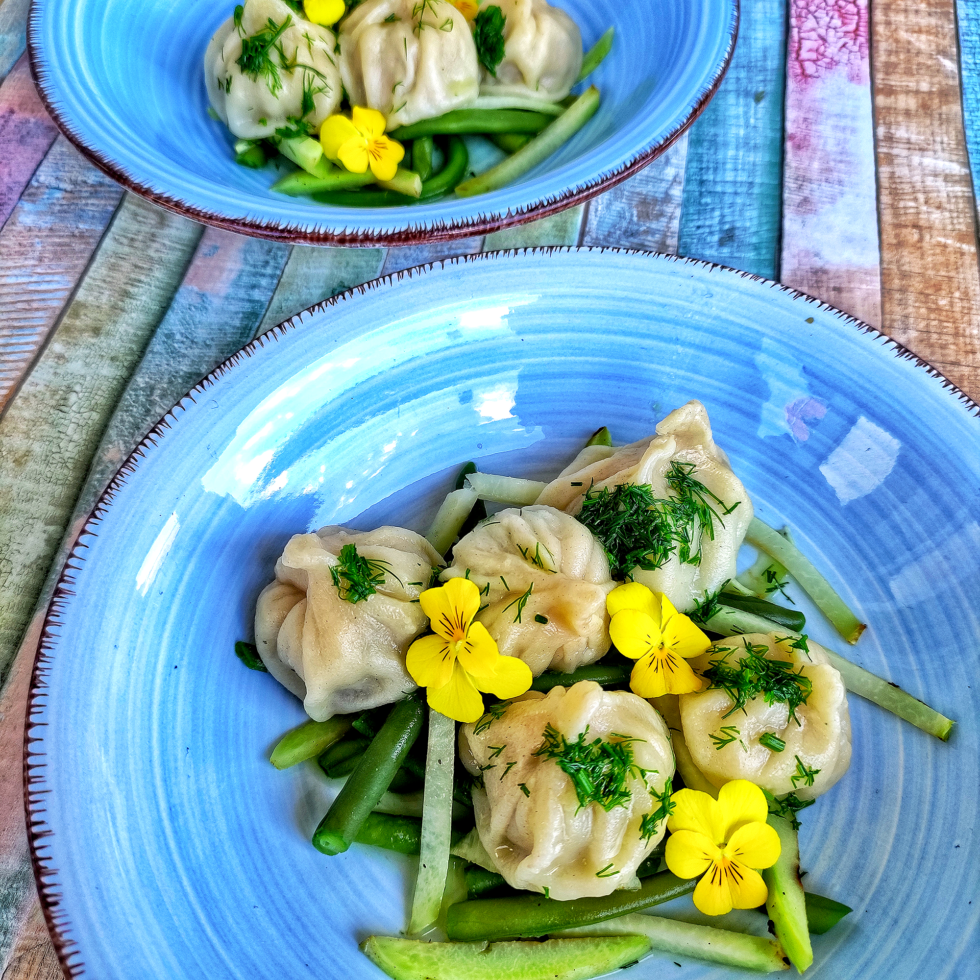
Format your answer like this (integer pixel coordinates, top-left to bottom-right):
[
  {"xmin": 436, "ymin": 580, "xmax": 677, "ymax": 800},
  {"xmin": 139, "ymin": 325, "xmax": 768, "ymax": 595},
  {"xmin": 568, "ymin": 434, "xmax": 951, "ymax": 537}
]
[
  {"xmin": 26, "ymin": 0, "xmax": 739, "ymax": 246},
  {"xmin": 24, "ymin": 248, "xmax": 979, "ymax": 979}
]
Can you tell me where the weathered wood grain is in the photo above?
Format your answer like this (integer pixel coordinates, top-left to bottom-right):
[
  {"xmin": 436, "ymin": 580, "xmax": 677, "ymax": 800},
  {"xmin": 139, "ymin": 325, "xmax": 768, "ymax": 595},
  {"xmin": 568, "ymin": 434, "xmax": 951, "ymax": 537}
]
[
  {"xmin": 677, "ymin": 0, "xmax": 787, "ymax": 278},
  {"xmin": 873, "ymin": 0, "xmax": 980, "ymax": 399},
  {"xmin": 581, "ymin": 136, "xmax": 689, "ymax": 253},
  {"xmin": 780, "ymin": 0, "xmax": 881, "ymax": 325},
  {"xmin": 0, "ymin": 194, "xmax": 202, "ymax": 687},
  {"xmin": 955, "ymin": 0, "xmax": 979, "ymax": 209},
  {"xmin": 381, "ymin": 236, "xmax": 483, "ymax": 276},
  {"xmin": 254, "ymin": 246, "xmax": 386, "ymax": 337},
  {"xmin": 0, "ymin": 0, "xmax": 29, "ymax": 84},
  {"xmin": 483, "ymin": 205, "xmax": 585, "ymax": 250},
  {"xmin": 0, "ymin": 137, "xmax": 123, "ymax": 411},
  {"xmin": 0, "ymin": 55, "xmax": 58, "ymax": 230},
  {"xmin": 1, "ymin": 901, "xmax": 60, "ymax": 980}
]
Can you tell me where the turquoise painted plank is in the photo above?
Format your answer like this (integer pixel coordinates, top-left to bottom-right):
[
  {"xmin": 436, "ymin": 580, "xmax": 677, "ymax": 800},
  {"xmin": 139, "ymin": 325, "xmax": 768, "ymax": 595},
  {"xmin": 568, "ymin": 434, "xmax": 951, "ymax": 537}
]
[
  {"xmin": 956, "ymin": 0, "xmax": 980, "ymax": 209},
  {"xmin": 0, "ymin": 0, "xmax": 29, "ymax": 83},
  {"xmin": 381, "ymin": 237, "xmax": 484, "ymax": 276},
  {"xmin": 483, "ymin": 206, "xmax": 585, "ymax": 250},
  {"xmin": 0, "ymin": 137, "xmax": 123, "ymax": 409},
  {"xmin": 677, "ymin": 0, "xmax": 787, "ymax": 278},
  {"xmin": 254, "ymin": 246, "xmax": 386, "ymax": 337}
]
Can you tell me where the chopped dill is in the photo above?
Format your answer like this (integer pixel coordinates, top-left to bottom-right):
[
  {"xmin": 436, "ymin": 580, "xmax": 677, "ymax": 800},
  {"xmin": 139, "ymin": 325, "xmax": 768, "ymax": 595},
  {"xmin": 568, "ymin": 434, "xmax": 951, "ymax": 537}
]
[
  {"xmin": 534, "ymin": 613, "xmax": 549, "ymax": 625},
  {"xmin": 709, "ymin": 725, "xmax": 744, "ymax": 750},
  {"xmin": 701, "ymin": 638, "xmax": 813, "ymax": 723},
  {"xmin": 534, "ymin": 724, "xmax": 650, "ymax": 812},
  {"xmin": 790, "ymin": 755, "xmax": 820, "ymax": 788},
  {"xmin": 542, "ymin": 886, "xmax": 550, "ymax": 899},
  {"xmin": 690, "ymin": 584, "xmax": 726, "ymax": 625},
  {"xmin": 411, "ymin": 0, "xmax": 439, "ymax": 34},
  {"xmin": 517, "ymin": 541, "xmax": 556, "ymax": 572},
  {"xmin": 759, "ymin": 731, "xmax": 786, "ymax": 752},
  {"xmin": 765, "ymin": 789, "xmax": 815, "ymax": 831},
  {"xmin": 474, "ymin": 5, "xmax": 507, "ymax": 76},
  {"xmin": 329, "ymin": 543, "xmax": 396, "ymax": 603},
  {"xmin": 383, "ymin": 12, "xmax": 399, "ymax": 22},
  {"xmin": 776, "ymin": 633, "xmax": 812, "ymax": 661},
  {"xmin": 639, "ymin": 779, "xmax": 674, "ymax": 842},
  {"xmin": 274, "ymin": 116, "xmax": 312, "ymax": 141},
  {"xmin": 519, "ymin": 782, "xmax": 531, "ymax": 797},
  {"xmin": 595, "ymin": 863, "xmax": 617, "ymax": 878},
  {"xmin": 499, "ymin": 575, "xmax": 509, "ymax": 591},
  {"xmin": 488, "ymin": 744, "xmax": 506, "ymax": 759},
  {"xmin": 237, "ymin": 15, "xmax": 293, "ymax": 96},
  {"xmin": 500, "ymin": 760, "xmax": 517, "ymax": 780},
  {"xmin": 439, "ymin": 16, "xmax": 454, "ymax": 30},
  {"xmin": 764, "ymin": 566, "xmax": 794, "ymax": 603},
  {"xmin": 473, "ymin": 701, "xmax": 508, "ymax": 735},
  {"xmin": 503, "ymin": 583, "xmax": 534, "ymax": 622}
]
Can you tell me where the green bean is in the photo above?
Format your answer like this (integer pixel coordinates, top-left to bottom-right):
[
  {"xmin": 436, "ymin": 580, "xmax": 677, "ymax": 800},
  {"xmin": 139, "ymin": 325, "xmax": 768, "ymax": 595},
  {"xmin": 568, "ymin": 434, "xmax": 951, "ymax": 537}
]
[
  {"xmin": 352, "ymin": 705, "xmax": 392, "ymax": 738},
  {"xmin": 419, "ymin": 136, "xmax": 469, "ymax": 198},
  {"xmin": 490, "ymin": 132, "xmax": 532, "ymax": 153},
  {"xmin": 313, "ymin": 695, "xmax": 426, "ymax": 855},
  {"xmin": 763, "ymin": 812, "xmax": 812, "ymax": 973},
  {"xmin": 355, "ymin": 811, "xmax": 426, "ymax": 855},
  {"xmin": 318, "ymin": 736, "xmax": 371, "ymax": 778},
  {"xmin": 270, "ymin": 716, "xmax": 350, "ymax": 769},
  {"xmin": 412, "ymin": 135, "xmax": 435, "ymax": 181},
  {"xmin": 802, "ymin": 893, "xmax": 852, "ymax": 935},
  {"xmin": 716, "ymin": 595, "xmax": 806, "ymax": 632},
  {"xmin": 529, "ymin": 662, "xmax": 629, "ymax": 692},
  {"xmin": 234, "ymin": 640, "xmax": 267, "ymax": 671},
  {"xmin": 586, "ymin": 426, "xmax": 612, "ymax": 447},
  {"xmin": 635, "ymin": 841, "xmax": 666, "ymax": 878},
  {"xmin": 234, "ymin": 144, "xmax": 267, "ymax": 169},
  {"xmin": 577, "ymin": 26, "xmax": 615, "ymax": 83},
  {"xmin": 455, "ymin": 88, "xmax": 600, "ymax": 198},
  {"xmin": 390, "ymin": 109, "xmax": 553, "ymax": 141},
  {"xmin": 272, "ymin": 167, "xmax": 375, "ymax": 196},
  {"xmin": 445, "ymin": 870, "xmax": 694, "ymax": 941},
  {"xmin": 464, "ymin": 866, "xmax": 509, "ymax": 899}
]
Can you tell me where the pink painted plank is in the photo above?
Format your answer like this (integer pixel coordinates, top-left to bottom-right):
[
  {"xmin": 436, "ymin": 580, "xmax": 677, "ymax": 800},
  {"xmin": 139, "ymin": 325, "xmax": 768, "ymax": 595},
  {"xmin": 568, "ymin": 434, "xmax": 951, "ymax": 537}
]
[
  {"xmin": 0, "ymin": 53, "xmax": 58, "ymax": 230},
  {"xmin": 780, "ymin": 0, "xmax": 881, "ymax": 325}
]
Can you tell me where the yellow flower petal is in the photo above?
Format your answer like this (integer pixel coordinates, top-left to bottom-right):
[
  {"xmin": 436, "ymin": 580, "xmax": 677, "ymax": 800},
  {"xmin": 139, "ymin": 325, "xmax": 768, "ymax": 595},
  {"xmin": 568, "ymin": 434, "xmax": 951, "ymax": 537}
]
[
  {"xmin": 456, "ymin": 620, "xmax": 500, "ymax": 675},
  {"xmin": 692, "ymin": 861, "xmax": 736, "ymax": 916},
  {"xmin": 664, "ymin": 829, "xmax": 719, "ymax": 879},
  {"xmin": 668, "ymin": 787, "xmax": 724, "ymax": 842},
  {"xmin": 717, "ymin": 779, "xmax": 769, "ymax": 839},
  {"xmin": 304, "ymin": 0, "xmax": 346, "ymax": 26},
  {"xmin": 474, "ymin": 654, "xmax": 533, "ymax": 700},
  {"xmin": 367, "ymin": 136, "xmax": 404, "ymax": 182},
  {"xmin": 627, "ymin": 653, "xmax": 669, "ymax": 698},
  {"xmin": 352, "ymin": 105, "xmax": 388, "ymax": 140},
  {"xmin": 725, "ymin": 861, "xmax": 769, "ymax": 910},
  {"xmin": 405, "ymin": 634, "xmax": 454, "ymax": 690},
  {"xmin": 660, "ymin": 603, "xmax": 712, "ymax": 660},
  {"xmin": 726, "ymin": 822, "xmax": 781, "ymax": 870},
  {"xmin": 427, "ymin": 662, "xmax": 486, "ymax": 723},
  {"xmin": 320, "ymin": 114, "xmax": 359, "ymax": 161},
  {"xmin": 451, "ymin": 0, "xmax": 478, "ymax": 20},
  {"xmin": 606, "ymin": 581, "xmax": 660, "ymax": 620},
  {"xmin": 609, "ymin": 608, "xmax": 662, "ymax": 660},
  {"xmin": 628, "ymin": 648, "xmax": 701, "ymax": 698},
  {"xmin": 337, "ymin": 137, "xmax": 369, "ymax": 175},
  {"xmin": 420, "ymin": 578, "xmax": 480, "ymax": 641}
]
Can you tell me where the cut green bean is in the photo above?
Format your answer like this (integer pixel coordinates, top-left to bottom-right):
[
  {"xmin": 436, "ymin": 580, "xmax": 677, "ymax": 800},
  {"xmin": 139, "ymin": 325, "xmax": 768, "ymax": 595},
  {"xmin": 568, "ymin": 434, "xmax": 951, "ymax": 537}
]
[
  {"xmin": 529, "ymin": 663, "xmax": 629, "ymax": 692},
  {"xmin": 472, "ymin": 95, "xmax": 566, "ymax": 115},
  {"xmin": 426, "ymin": 488, "xmax": 479, "ymax": 556},
  {"xmin": 557, "ymin": 914, "xmax": 788, "ymax": 973},
  {"xmin": 234, "ymin": 142, "xmax": 267, "ymax": 168},
  {"xmin": 747, "ymin": 518, "xmax": 865, "ymax": 643},
  {"xmin": 412, "ymin": 135, "xmax": 435, "ymax": 181},
  {"xmin": 586, "ymin": 426, "xmax": 612, "ymax": 447},
  {"xmin": 490, "ymin": 132, "xmax": 532, "ymax": 153},
  {"xmin": 465, "ymin": 866, "xmax": 509, "ymax": 899},
  {"xmin": 419, "ymin": 135, "xmax": 469, "ymax": 198},
  {"xmin": 445, "ymin": 870, "xmax": 694, "ymax": 941},
  {"xmin": 270, "ymin": 716, "xmax": 350, "ymax": 769},
  {"xmin": 234, "ymin": 640, "xmax": 267, "ymax": 671},
  {"xmin": 313, "ymin": 695, "xmax": 425, "ymax": 855},
  {"xmin": 352, "ymin": 705, "xmax": 393, "ymax": 738},
  {"xmin": 390, "ymin": 109, "xmax": 553, "ymax": 140},
  {"xmin": 763, "ymin": 812, "xmax": 813, "ymax": 973},
  {"xmin": 318, "ymin": 736, "xmax": 371, "ymax": 778},
  {"xmin": 463, "ymin": 472, "xmax": 547, "ymax": 505},
  {"xmin": 456, "ymin": 87, "xmax": 600, "ymax": 198},
  {"xmin": 576, "ymin": 26, "xmax": 615, "ymax": 82},
  {"xmin": 272, "ymin": 166, "xmax": 375, "ymax": 196},
  {"xmin": 715, "ymin": 595, "xmax": 806, "ymax": 632},
  {"xmin": 355, "ymin": 811, "xmax": 426, "ymax": 855},
  {"xmin": 378, "ymin": 167, "xmax": 423, "ymax": 198},
  {"xmin": 701, "ymin": 608, "xmax": 955, "ymax": 740}
]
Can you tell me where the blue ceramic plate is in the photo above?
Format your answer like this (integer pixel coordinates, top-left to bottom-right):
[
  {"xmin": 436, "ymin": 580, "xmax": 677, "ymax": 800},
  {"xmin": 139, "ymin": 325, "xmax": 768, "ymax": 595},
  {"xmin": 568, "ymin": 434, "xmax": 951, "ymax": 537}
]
[
  {"xmin": 27, "ymin": 0, "xmax": 736, "ymax": 245},
  {"xmin": 28, "ymin": 251, "xmax": 979, "ymax": 978}
]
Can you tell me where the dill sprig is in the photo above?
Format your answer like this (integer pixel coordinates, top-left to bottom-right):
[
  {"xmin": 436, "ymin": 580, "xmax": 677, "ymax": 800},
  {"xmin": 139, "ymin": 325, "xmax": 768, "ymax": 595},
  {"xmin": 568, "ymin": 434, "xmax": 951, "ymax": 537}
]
[
  {"xmin": 595, "ymin": 863, "xmax": 617, "ymax": 878},
  {"xmin": 503, "ymin": 583, "xmax": 534, "ymax": 622},
  {"xmin": 237, "ymin": 15, "xmax": 293, "ymax": 96},
  {"xmin": 764, "ymin": 789, "xmax": 815, "ymax": 831},
  {"xmin": 474, "ymin": 5, "xmax": 507, "ymax": 76},
  {"xmin": 534, "ymin": 724, "xmax": 651, "ymax": 812},
  {"xmin": 701, "ymin": 639, "xmax": 813, "ymax": 722},
  {"xmin": 709, "ymin": 725, "xmax": 744, "ymax": 750},
  {"xmin": 639, "ymin": 778, "xmax": 674, "ymax": 842},
  {"xmin": 790, "ymin": 755, "xmax": 820, "ymax": 788},
  {"xmin": 517, "ymin": 541, "xmax": 556, "ymax": 572},
  {"xmin": 758, "ymin": 731, "xmax": 786, "ymax": 752},
  {"xmin": 329, "ymin": 543, "xmax": 396, "ymax": 603},
  {"xmin": 472, "ymin": 701, "xmax": 508, "ymax": 735}
]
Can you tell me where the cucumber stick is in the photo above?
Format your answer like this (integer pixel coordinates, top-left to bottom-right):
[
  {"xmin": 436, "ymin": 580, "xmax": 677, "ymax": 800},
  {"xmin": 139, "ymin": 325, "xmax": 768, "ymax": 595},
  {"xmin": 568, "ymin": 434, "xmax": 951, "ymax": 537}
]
[
  {"xmin": 361, "ymin": 935, "xmax": 649, "ymax": 980},
  {"xmin": 763, "ymin": 813, "xmax": 813, "ymax": 973}
]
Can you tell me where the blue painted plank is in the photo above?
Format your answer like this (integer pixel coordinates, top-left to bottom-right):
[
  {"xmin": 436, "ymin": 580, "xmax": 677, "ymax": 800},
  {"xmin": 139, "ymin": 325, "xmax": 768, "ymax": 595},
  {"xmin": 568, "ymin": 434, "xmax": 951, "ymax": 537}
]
[
  {"xmin": 0, "ymin": 0, "xmax": 29, "ymax": 84},
  {"xmin": 956, "ymin": 0, "xmax": 980, "ymax": 209},
  {"xmin": 677, "ymin": 0, "xmax": 787, "ymax": 279}
]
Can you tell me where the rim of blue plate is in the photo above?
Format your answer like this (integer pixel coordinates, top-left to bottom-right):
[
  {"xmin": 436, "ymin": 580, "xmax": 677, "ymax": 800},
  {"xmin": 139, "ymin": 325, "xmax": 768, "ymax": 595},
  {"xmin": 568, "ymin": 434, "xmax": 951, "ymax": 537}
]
[
  {"xmin": 26, "ymin": 2, "xmax": 740, "ymax": 246},
  {"xmin": 22, "ymin": 248, "xmax": 979, "ymax": 978}
]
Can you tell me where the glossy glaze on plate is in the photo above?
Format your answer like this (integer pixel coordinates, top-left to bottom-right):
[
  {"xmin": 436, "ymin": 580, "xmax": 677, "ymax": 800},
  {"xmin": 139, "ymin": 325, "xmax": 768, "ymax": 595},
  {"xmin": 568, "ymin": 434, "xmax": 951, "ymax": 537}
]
[
  {"xmin": 26, "ymin": 251, "xmax": 979, "ymax": 978},
  {"xmin": 27, "ymin": 0, "xmax": 737, "ymax": 245}
]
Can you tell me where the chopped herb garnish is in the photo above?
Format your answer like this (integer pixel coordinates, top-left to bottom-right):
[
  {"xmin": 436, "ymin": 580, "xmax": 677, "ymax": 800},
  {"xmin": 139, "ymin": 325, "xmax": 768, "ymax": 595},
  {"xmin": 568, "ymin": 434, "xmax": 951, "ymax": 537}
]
[
  {"xmin": 237, "ymin": 15, "xmax": 293, "ymax": 96},
  {"xmin": 234, "ymin": 640, "xmax": 267, "ymax": 671},
  {"xmin": 765, "ymin": 789, "xmax": 815, "ymax": 831},
  {"xmin": 488, "ymin": 744, "xmax": 506, "ymax": 759},
  {"xmin": 639, "ymin": 779, "xmax": 674, "ymax": 841},
  {"xmin": 776, "ymin": 633, "xmax": 812, "ymax": 660},
  {"xmin": 474, "ymin": 5, "xmax": 507, "ymax": 76},
  {"xmin": 499, "ymin": 575, "xmax": 509, "ymax": 591},
  {"xmin": 501, "ymin": 760, "xmax": 517, "ymax": 780},
  {"xmin": 517, "ymin": 541, "xmax": 555, "ymax": 572},
  {"xmin": 570, "ymin": 481, "xmax": 583, "ymax": 487},
  {"xmin": 411, "ymin": 0, "xmax": 439, "ymax": 34},
  {"xmin": 534, "ymin": 613, "xmax": 549, "ymax": 624},
  {"xmin": 595, "ymin": 863, "xmax": 617, "ymax": 878},
  {"xmin": 764, "ymin": 566, "xmax": 794, "ymax": 603},
  {"xmin": 790, "ymin": 755, "xmax": 820, "ymax": 788},
  {"xmin": 519, "ymin": 782, "xmax": 531, "ymax": 797},
  {"xmin": 759, "ymin": 731, "xmax": 786, "ymax": 752},
  {"xmin": 473, "ymin": 701, "xmax": 508, "ymax": 735},
  {"xmin": 329, "ymin": 543, "xmax": 396, "ymax": 603},
  {"xmin": 439, "ymin": 16, "xmax": 454, "ymax": 30},
  {"xmin": 542, "ymin": 886, "xmax": 550, "ymax": 899},
  {"xmin": 383, "ymin": 12, "xmax": 399, "ymax": 22},
  {"xmin": 503, "ymin": 583, "xmax": 533, "ymax": 622},
  {"xmin": 709, "ymin": 725, "xmax": 744, "ymax": 750}
]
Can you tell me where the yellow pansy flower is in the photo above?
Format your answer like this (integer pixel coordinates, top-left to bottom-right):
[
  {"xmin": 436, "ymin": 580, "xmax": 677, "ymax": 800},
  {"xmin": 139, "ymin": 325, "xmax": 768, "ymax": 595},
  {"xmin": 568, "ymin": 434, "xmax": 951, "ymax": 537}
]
[
  {"xmin": 406, "ymin": 578, "xmax": 533, "ymax": 723},
  {"xmin": 606, "ymin": 582, "xmax": 710, "ymax": 698},
  {"xmin": 665, "ymin": 780, "xmax": 781, "ymax": 916},
  {"xmin": 304, "ymin": 0, "xmax": 346, "ymax": 26},
  {"xmin": 320, "ymin": 106, "xmax": 405, "ymax": 182},
  {"xmin": 451, "ymin": 0, "xmax": 479, "ymax": 19}
]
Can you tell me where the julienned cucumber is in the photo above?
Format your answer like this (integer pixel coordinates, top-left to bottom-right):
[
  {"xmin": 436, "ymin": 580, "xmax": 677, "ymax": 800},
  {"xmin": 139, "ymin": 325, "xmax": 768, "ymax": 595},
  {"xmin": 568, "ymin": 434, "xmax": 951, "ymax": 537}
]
[
  {"xmin": 763, "ymin": 812, "xmax": 813, "ymax": 973},
  {"xmin": 361, "ymin": 935, "xmax": 650, "ymax": 980}
]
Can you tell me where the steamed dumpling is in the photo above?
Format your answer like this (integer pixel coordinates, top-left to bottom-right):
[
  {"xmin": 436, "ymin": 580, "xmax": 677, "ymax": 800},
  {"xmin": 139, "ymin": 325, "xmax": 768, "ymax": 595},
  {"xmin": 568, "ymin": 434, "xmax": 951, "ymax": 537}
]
[
  {"xmin": 254, "ymin": 526, "xmax": 442, "ymax": 721},
  {"xmin": 477, "ymin": 0, "xmax": 582, "ymax": 101},
  {"xmin": 339, "ymin": 0, "xmax": 480, "ymax": 128},
  {"xmin": 679, "ymin": 633, "xmax": 852, "ymax": 800},
  {"xmin": 460, "ymin": 682, "xmax": 675, "ymax": 899},
  {"xmin": 535, "ymin": 401, "xmax": 754, "ymax": 612},
  {"xmin": 205, "ymin": 0, "xmax": 343, "ymax": 139},
  {"xmin": 442, "ymin": 506, "xmax": 614, "ymax": 674}
]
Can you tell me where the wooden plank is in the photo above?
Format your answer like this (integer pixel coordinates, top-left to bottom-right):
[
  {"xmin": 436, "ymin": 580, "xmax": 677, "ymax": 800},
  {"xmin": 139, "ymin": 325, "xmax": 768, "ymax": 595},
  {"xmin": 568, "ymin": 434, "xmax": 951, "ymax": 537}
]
[
  {"xmin": 254, "ymin": 246, "xmax": 386, "ymax": 337},
  {"xmin": 0, "ymin": 900, "xmax": 61, "ymax": 980},
  {"xmin": 0, "ymin": 55, "xmax": 58, "ymax": 230},
  {"xmin": 0, "ymin": 0, "xmax": 29, "ymax": 84},
  {"xmin": 483, "ymin": 205, "xmax": 585, "ymax": 250},
  {"xmin": 780, "ymin": 0, "xmax": 881, "ymax": 325},
  {"xmin": 380, "ymin": 237, "xmax": 483, "ymax": 276},
  {"xmin": 0, "ymin": 194, "xmax": 202, "ymax": 688},
  {"xmin": 873, "ymin": 0, "xmax": 980, "ymax": 399},
  {"xmin": 0, "ymin": 137, "xmax": 123, "ymax": 411},
  {"xmin": 955, "ymin": 0, "xmax": 980, "ymax": 210},
  {"xmin": 676, "ymin": 0, "xmax": 787, "ymax": 278},
  {"xmin": 580, "ymin": 136, "xmax": 689, "ymax": 253}
]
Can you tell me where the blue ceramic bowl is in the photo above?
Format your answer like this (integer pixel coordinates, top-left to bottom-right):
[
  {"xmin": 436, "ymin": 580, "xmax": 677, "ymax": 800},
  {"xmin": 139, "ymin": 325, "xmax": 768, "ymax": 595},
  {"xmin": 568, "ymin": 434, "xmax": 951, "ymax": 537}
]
[
  {"xmin": 28, "ymin": 0, "xmax": 737, "ymax": 245},
  {"xmin": 28, "ymin": 251, "xmax": 979, "ymax": 979}
]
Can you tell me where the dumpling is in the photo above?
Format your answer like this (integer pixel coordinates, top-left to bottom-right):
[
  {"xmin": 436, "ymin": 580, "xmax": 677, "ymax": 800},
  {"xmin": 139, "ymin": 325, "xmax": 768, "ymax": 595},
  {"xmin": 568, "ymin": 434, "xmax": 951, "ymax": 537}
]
[
  {"xmin": 442, "ymin": 506, "xmax": 614, "ymax": 674},
  {"xmin": 679, "ymin": 633, "xmax": 851, "ymax": 801},
  {"xmin": 459, "ymin": 682, "xmax": 675, "ymax": 899},
  {"xmin": 205, "ymin": 0, "xmax": 343, "ymax": 140},
  {"xmin": 254, "ymin": 525, "xmax": 442, "ymax": 721},
  {"xmin": 535, "ymin": 401, "xmax": 754, "ymax": 613},
  {"xmin": 339, "ymin": 0, "xmax": 480, "ymax": 128},
  {"xmin": 477, "ymin": 0, "xmax": 582, "ymax": 102}
]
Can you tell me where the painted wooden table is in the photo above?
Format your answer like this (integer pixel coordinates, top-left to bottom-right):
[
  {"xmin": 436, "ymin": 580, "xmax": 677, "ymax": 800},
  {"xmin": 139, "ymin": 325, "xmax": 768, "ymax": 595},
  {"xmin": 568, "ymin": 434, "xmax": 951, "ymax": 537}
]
[{"xmin": 1, "ymin": 0, "xmax": 978, "ymax": 975}]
